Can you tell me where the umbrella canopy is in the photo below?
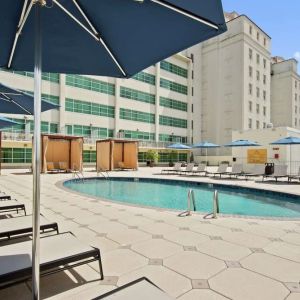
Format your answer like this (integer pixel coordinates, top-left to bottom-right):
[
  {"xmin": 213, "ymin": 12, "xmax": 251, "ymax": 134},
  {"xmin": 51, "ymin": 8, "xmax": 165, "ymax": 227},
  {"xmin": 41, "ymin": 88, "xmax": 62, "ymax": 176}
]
[
  {"xmin": 224, "ymin": 139, "xmax": 261, "ymax": 147},
  {"xmin": 0, "ymin": 83, "xmax": 58, "ymax": 114},
  {"xmin": 270, "ymin": 136, "xmax": 300, "ymax": 145},
  {"xmin": 0, "ymin": 1, "xmax": 227, "ymax": 299},
  {"xmin": 193, "ymin": 141, "xmax": 220, "ymax": 148},
  {"xmin": 167, "ymin": 143, "xmax": 192, "ymax": 150},
  {"xmin": 0, "ymin": 116, "xmax": 20, "ymax": 128},
  {"xmin": 0, "ymin": 0, "xmax": 227, "ymax": 77}
]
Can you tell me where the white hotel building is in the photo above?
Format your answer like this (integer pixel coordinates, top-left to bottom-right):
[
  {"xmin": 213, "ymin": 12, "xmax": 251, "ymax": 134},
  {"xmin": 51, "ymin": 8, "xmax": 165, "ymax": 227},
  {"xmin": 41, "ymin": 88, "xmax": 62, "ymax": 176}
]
[{"xmin": 0, "ymin": 54, "xmax": 193, "ymax": 166}]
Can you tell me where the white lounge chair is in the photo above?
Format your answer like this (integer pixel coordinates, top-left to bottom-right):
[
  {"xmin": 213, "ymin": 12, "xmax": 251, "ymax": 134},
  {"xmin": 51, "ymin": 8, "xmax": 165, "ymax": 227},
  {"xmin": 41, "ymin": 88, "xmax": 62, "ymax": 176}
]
[
  {"xmin": 243, "ymin": 164, "xmax": 266, "ymax": 180},
  {"xmin": 161, "ymin": 162, "xmax": 182, "ymax": 174},
  {"xmin": 0, "ymin": 232, "xmax": 103, "ymax": 288},
  {"xmin": 221, "ymin": 163, "xmax": 243, "ymax": 179},
  {"xmin": 179, "ymin": 163, "xmax": 195, "ymax": 175},
  {"xmin": 288, "ymin": 166, "xmax": 300, "ymax": 182},
  {"xmin": 0, "ymin": 215, "xmax": 58, "ymax": 240},
  {"xmin": 188, "ymin": 163, "xmax": 207, "ymax": 176},
  {"xmin": 263, "ymin": 165, "xmax": 288, "ymax": 182},
  {"xmin": 207, "ymin": 164, "xmax": 228, "ymax": 178}
]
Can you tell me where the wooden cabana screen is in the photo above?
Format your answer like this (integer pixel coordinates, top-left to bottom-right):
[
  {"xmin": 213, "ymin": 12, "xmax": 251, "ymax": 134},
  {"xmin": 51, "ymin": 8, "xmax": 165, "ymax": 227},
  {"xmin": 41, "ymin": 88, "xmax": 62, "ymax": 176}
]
[
  {"xmin": 41, "ymin": 134, "xmax": 83, "ymax": 173},
  {"xmin": 96, "ymin": 139, "xmax": 138, "ymax": 171}
]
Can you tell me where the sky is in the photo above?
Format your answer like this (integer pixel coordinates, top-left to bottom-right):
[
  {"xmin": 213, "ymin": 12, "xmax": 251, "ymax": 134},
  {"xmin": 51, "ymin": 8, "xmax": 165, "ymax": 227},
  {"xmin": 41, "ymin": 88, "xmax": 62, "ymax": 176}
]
[{"xmin": 222, "ymin": 0, "xmax": 300, "ymax": 70}]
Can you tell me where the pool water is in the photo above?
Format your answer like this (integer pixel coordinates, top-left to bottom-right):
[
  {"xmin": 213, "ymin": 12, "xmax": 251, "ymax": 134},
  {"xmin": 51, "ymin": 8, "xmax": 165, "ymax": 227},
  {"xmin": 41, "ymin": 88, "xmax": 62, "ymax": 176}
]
[{"xmin": 64, "ymin": 178, "xmax": 300, "ymax": 218}]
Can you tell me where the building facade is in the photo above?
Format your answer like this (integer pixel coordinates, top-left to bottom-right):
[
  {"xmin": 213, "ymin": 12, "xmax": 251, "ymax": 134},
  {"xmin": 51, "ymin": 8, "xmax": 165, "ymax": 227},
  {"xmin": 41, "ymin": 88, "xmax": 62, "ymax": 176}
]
[
  {"xmin": 194, "ymin": 12, "xmax": 272, "ymax": 156},
  {"xmin": 271, "ymin": 57, "xmax": 300, "ymax": 128},
  {"xmin": 0, "ymin": 53, "xmax": 193, "ymax": 165}
]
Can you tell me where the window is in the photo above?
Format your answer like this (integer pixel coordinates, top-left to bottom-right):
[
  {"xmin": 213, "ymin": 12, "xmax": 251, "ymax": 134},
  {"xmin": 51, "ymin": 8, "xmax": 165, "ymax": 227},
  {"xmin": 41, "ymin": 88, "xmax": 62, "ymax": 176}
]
[
  {"xmin": 2, "ymin": 148, "xmax": 32, "ymax": 163},
  {"xmin": 65, "ymin": 98, "xmax": 115, "ymax": 118},
  {"xmin": 249, "ymin": 48, "xmax": 253, "ymax": 60},
  {"xmin": 159, "ymin": 97, "xmax": 187, "ymax": 111},
  {"xmin": 159, "ymin": 134, "xmax": 187, "ymax": 143},
  {"xmin": 295, "ymin": 119, "xmax": 298, "ymax": 127},
  {"xmin": 263, "ymin": 90, "xmax": 266, "ymax": 100},
  {"xmin": 256, "ymin": 87, "xmax": 260, "ymax": 98},
  {"xmin": 256, "ymin": 54, "xmax": 260, "ymax": 64},
  {"xmin": 256, "ymin": 70, "xmax": 260, "ymax": 81},
  {"xmin": 249, "ymin": 66, "xmax": 253, "ymax": 77},
  {"xmin": 263, "ymin": 122, "xmax": 266, "ymax": 128},
  {"xmin": 248, "ymin": 118, "xmax": 252, "ymax": 129},
  {"xmin": 256, "ymin": 32, "xmax": 260, "ymax": 41},
  {"xmin": 83, "ymin": 151, "xmax": 96, "ymax": 163},
  {"xmin": 295, "ymin": 81, "xmax": 298, "ymax": 88},
  {"xmin": 263, "ymin": 59, "xmax": 267, "ymax": 69},
  {"xmin": 160, "ymin": 60, "xmax": 188, "ymax": 78},
  {"xmin": 120, "ymin": 87, "xmax": 155, "ymax": 104},
  {"xmin": 256, "ymin": 120, "xmax": 260, "ymax": 129},
  {"xmin": 249, "ymin": 25, "xmax": 253, "ymax": 35},
  {"xmin": 120, "ymin": 108, "xmax": 155, "ymax": 124},
  {"xmin": 263, "ymin": 106, "xmax": 266, "ymax": 116},
  {"xmin": 123, "ymin": 130, "xmax": 155, "ymax": 141},
  {"xmin": 159, "ymin": 115, "xmax": 187, "ymax": 128},
  {"xmin": 4, "ymin": 69, "xmax": 59, "ymax": 83},
  {"xmin": 296, "ymin": 94, "xmax": 298, "ymax": 101},
  {"xmin": 263, "ymin": 75, "xmax": 267, "ymax": 85},
  {"xmin": 249, "ymin": 101, "xmax": 252, "ymax": 112},
  {"xmin": 295, "ymin": 106, "xmax": 298, "ymax": 114},
  {"xmin": 132, "ymin": 72, "xmax": 156, "ymax": 85},
  {"xmin": 160, "ymin": 78, "xmax": 188, "ymax": 95},
  {"xmin": 263, "ymin": 37, "xmax": 267, "ymax": 46},
  {"xmin": 66, "ymin": 124, "xmax": 113, "ymax": 139},
  {"xmin": 66, "ymin": 75, "xmax": 115, "ymax": 95},
  {"xmin": 256, "ymin": 104, "xmax": 260, "ymax": 114},
  {"xmin": 249, "ymin": 83, "xmax": 253, "ymax": 95}
]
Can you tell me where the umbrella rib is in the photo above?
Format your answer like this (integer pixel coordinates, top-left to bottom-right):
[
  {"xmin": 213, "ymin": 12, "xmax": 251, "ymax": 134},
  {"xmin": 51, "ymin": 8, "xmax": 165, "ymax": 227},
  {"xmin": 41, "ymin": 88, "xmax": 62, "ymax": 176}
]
[
  {"xmin": 0, "ymin": 93, "xmax": 32, "ymax": 115},
  {"xmin": 52, "ymin": 0, "xmax": 126, "ymax": 77},
  {"xmin": 150, "ymin": 0, "xmax": 219, "ymax": 30},
  {"xmin": 8, "ymin": 0, "xmax": 34, "ymax": 68}
]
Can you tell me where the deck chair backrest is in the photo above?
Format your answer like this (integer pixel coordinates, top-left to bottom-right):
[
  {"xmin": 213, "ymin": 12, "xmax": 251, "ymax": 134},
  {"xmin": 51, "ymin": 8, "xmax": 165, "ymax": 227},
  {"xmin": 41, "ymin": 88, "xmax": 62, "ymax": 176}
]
[
  {"xmin": 217, "ymin": 164, "xmax": 228, "ymax": 173},
  {"xmin": 273, "ymin": 165, "xmax": 288, "ymax": 176},
  {"xmin": 232, "ymin": 164, "xmax": 242, "ymax": 173},
  {"xmin": 185, "ymin": 163, "xmax": 194, "ymax": 172},
  {"xmin": 197, "ymin": 163, "xmax": 206, "ymax": 172},
  {"xmin": 174, "ymin": 162, "xmax": 182, "ymax": 171}
]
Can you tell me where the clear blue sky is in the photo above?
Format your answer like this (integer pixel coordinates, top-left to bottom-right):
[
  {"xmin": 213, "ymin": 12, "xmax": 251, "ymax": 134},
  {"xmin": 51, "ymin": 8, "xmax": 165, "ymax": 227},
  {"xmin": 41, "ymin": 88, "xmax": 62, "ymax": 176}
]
[{"xmin": 222, "ymin": 0, "xmax": 300, "ymax": 68}]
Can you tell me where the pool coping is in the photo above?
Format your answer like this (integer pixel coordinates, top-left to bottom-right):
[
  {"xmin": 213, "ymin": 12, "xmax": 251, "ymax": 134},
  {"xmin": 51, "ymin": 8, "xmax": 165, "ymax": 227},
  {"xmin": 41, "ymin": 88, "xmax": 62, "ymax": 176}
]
[{"xmin": 57, "ymin": 176, "xmax": 300, "ymax": 221}]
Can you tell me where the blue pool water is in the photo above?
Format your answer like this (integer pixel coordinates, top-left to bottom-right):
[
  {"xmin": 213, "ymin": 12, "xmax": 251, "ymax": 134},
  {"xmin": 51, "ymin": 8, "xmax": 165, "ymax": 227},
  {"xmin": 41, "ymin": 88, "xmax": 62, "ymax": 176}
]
[{"xmin": 64, "ymin": 178, "xmax": 300, "ymax": 218}]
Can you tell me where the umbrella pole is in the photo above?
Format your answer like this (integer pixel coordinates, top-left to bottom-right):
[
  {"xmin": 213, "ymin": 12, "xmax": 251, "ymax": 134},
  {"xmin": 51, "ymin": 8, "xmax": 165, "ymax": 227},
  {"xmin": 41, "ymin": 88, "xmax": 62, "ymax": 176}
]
[{"xmin": 32, "ymin": 3, "xmax": 42, "ymax": 300}]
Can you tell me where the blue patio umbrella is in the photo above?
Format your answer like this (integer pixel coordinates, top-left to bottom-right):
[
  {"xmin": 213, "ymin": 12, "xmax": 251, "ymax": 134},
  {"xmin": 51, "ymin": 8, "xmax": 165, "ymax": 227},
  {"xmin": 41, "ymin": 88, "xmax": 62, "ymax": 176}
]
[
  {"xmin": 224, "ymin": 139, "xmax": 261, "ymax": 165},
  {"xmin": 0, "ymin": 1, "xmax": 227, "ymax": 298},
  {"xmin": 270, "ymin": 136, "xmax": 300, "ymax": 174},
  {"xmin": 193, "ymin": 141, "xmax": 220, "ymax": 164},
  {"xmin": 167, "ymin": 143, "xmax": 191, "ymax": 162},
  {"xmin": 0, "ymin": 116, "xmax": 19, "ymax": 128},
  {"xmin": 0, "ymin": 83, "xmax": 58, "ymax": 114}
]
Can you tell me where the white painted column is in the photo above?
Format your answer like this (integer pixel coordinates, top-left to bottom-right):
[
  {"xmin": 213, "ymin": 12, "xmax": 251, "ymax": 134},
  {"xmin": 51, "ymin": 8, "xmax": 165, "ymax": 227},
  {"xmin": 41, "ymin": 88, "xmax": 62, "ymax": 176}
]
[
  {"xmin": 114, "ymin": 78, "xmax": 120, "ymax": 138},
  {"xmin": 155, "ymin": 63, "xmax": 160, "ymax": 142},
  {"xmin": 187, "ymin": 58, "xmax": 193, "ymax": 144},
  {"xmin": 59, "ymin": 74, "xmax": 66, "ymax": 134}
]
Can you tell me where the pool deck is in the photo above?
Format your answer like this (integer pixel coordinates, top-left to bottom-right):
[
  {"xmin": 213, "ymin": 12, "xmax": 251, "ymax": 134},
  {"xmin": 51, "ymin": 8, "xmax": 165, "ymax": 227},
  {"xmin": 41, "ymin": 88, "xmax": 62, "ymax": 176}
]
[{"xmin": 0, "ymin": 166, "xmax": 300, "ymax": 300}]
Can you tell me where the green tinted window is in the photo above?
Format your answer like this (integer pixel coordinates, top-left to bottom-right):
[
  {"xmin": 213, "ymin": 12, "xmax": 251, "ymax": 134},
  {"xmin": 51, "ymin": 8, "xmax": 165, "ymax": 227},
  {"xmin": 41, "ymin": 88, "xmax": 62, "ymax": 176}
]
[
  {"xmin": 159, "ymin": 134, "xmax": 187, "ymax": 143},
  {"xmin": 2, "ymin": 148, "xmax": 32, "ymax": 163},
  {"xmin": 159, "ymin": 115, "xmax": 187, "ymax": 128},
  {"xmin": 160, "ymin": 61, "xmax": 188, "ymax": 78},
  {"xmin": 132, "ymin": 72, "xmax": 156, "ymax": 85},
  {"xmin": 120, "ymin": 87, "xmax": 155, "ymax": 104},
  {"xmin": 159, "ymin": 96, "xmax": 187, "ymax": 111},
  {"xmin": 160, "ymin": 78, "xmax": 188, "ymax": 95},
  {"xmin": 120, "ymin": 108, "xmax": 155, "ymax": 124},
  {"xmin": 83, "ymin": 150, "xmax": 96, "ymax": 163},
  {"xmin": 123, "ymin": 130, "xmax": 155, "ymax": 141},
  {"xmin": 66, "ymin": 75, "xmax": 115, "ymax": 95}
]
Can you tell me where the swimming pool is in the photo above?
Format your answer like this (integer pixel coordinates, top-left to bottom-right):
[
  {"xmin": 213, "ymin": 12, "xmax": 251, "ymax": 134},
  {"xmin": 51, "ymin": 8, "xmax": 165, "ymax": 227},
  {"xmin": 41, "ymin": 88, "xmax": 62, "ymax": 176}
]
[{"xmin": 64, "ymin": 177, "xmax": 300, "ymax": 218}]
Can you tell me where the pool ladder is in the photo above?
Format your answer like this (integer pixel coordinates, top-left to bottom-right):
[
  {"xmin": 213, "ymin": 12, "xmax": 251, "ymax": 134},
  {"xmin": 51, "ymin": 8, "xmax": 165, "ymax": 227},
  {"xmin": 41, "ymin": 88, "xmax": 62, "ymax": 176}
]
[
  {"xmin": 97, "ymin": 169, "xmax": 110, "ymax": 180},
  {"xmin": 73, "ymin": 170, "xmax": 85, "ymax": 182},
  {"xmin": 178, "ymin": 189, "xmax": 196, "ymax": 217},
  {"xmin": 212, "ymin": 190, "xmax": 220, "ymax": 218}
]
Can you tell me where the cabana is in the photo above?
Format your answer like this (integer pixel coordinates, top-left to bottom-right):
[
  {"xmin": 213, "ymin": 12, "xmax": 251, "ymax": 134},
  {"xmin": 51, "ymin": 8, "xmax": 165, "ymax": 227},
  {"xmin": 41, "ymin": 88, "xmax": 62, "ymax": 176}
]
[
  {"xmin": 41, "ymin": 134, "xmax": 83, "ymax": 173},
  {"xmin": 96, "ymin": 139, "xmax": 138, "ymax": 171}
]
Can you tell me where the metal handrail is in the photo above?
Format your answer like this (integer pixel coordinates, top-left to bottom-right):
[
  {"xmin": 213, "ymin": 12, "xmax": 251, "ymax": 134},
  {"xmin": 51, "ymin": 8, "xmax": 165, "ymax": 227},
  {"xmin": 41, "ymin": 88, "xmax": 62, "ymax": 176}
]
[
  {"xmin": 97, "ymin": 169, "xmax": 110, "ymax": 180},
  {"xmin": 178, "ymin": 189, "xmax": 196, "ymax": 217},
  {"xmin": 212, "ymin": 190, "xmax": 220, "ymax": 218},
  {"xmin": 73, "ymin": 170, "xmax": 85, "ymax": 182}
]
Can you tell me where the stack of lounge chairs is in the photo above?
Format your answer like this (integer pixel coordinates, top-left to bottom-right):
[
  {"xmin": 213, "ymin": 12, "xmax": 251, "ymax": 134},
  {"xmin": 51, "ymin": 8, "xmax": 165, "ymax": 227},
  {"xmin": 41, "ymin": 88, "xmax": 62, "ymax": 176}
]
[{"xmin": 0, "ymin": 194, "xmax": 104, "ymax": 290}]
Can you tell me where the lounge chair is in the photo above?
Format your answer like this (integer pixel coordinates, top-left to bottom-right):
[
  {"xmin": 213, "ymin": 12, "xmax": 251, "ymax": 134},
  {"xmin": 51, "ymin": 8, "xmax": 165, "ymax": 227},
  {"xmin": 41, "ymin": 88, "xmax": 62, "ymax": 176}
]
[
  {"xmin": 179, "ymin": 163, "xmax": 195, "ymax": 175},
  {"xmin": 243, "ymin": 164, "xmax": 266, "ymax": 180},
  {"xmin": 0, "ymin": 198, "xmax": 26, "ymax": 215},
  {"xmin": 220, "ymin": 163, "xmax": 243, "ymax": 179},
  {"xmin": 161, "ymin": 162, "xmax": 182, "ymax": 174},
  {"xmin": 288, "ymin": 166, "xmax": 300, "ymax": 182},
  {"xmin": 0, "ymin": 215, "xmax": 58, "ymax": 240},
  {"xmin": 92, "ymin": 277, "xmax": 174, "ymax": 300},
  {"xmin": 0, "ymin": 232, "xmax": 103, "ymax": 288},
  {"xmin": 207, "ymin": 164, "xmax": 228, "ymax": 178},
  {"xmin": 263, "ymin": 165, "xmax": 288, "ymax": 182},
  {"xmin": 188, "ymin": 163, "xmax": 207, "ymax": 176}
]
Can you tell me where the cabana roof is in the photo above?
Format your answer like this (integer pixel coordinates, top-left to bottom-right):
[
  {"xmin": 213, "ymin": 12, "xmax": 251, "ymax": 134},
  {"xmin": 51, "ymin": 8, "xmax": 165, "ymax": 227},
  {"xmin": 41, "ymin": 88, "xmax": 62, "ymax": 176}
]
[{"xmin": 42, "ymin": 134, "xmax": 84, "ymax": 140}]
